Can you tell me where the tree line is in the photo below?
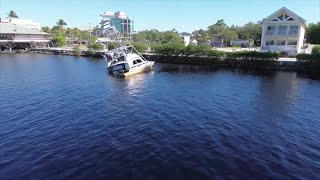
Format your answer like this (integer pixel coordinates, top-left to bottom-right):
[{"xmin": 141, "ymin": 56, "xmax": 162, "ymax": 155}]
[
  {"xmin": 41, "ymin": 19, "xmax": 101, "ymax": 47},
  {"xmin": 5, "ymin": 10, "xmax": 320, "ymax": 47},
  {"xmin": 133, "ymin": 19, "xmax": 262, "ymax": 46}
]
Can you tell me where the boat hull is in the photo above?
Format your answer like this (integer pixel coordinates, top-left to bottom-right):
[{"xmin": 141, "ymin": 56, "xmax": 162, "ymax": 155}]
[
  {"xmin": 122, "ymin": 61, "xmax": 155, "ymax": 77},
  {"xmin": 109, "ymin": 61, "xmax": 155, "ymax": 77}
]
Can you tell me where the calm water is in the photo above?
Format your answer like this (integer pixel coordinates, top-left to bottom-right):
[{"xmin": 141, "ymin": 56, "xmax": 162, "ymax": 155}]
[{"xmin": 1, "ymin": 54, "xmax": 320, "ymax": 179}]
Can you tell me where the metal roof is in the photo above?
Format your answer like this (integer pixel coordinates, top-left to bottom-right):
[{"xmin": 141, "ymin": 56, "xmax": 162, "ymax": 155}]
[{"xmin": 0, "ymin": 22, "xmax": 47, "ymax": 35}]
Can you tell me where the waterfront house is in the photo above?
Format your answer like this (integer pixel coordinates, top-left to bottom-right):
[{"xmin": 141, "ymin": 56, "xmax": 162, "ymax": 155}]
[
  {"xmin": 230, "ymin": 39, "xmax": 253, "ymax": 47},
  {"xmin": 0, "ymin": 22, "xmax": 50, "ymax": 51},
  {"xmin": 179, "ymin": 33, "xmax": 192, "ymax": 46},
  {"xmin": 260, "ymin": 7, "xmax": 307, "ymax": 55}
]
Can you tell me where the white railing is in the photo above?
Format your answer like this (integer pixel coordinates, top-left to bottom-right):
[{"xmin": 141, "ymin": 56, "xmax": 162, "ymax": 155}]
[
  {"xmin": 277, "ymin": 30, "xmax": 287, "ymax": 35},
  {"xmin": 288, "ymin": 30, "xmax": 299, "ymax": 35},
  {"xmin": 266, "ymin": 30, "xmax": 276, "ymax": 35},
  {"xmin": 261, "ymin": 45, "xmax": 297, "ymax": 51},
  {"xmin": 266, "ymin": 30, "xmax": 299, "ymax": 36}
]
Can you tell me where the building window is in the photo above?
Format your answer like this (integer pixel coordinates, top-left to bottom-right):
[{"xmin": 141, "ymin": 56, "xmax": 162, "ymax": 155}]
[
  {"xmin": 276, "ymin": 40, "xmax": 286, "ymax": 45},
  {"xmin": 266, "ymin": 40, "xmax": 275, "ymax": 45},
  {"xmin": 289, "ymin": 26, "xmax": 299, "ymax": 35},
  {"xmin": 277, "ymin": 26, "xmax": 287, "ymax": 35},
  {"xmin": 288, "ymin": 40, "xmax": 297, "ymax": 45},
  {"xmin": 266, "ymin": 26, "xmax": 276, "ymax": 35}
]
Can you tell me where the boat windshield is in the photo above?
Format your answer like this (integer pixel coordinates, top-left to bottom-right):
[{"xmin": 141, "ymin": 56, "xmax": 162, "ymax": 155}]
[{"xmin": 133, "ymin": 59, "xmax": 143, "ymax": 65}]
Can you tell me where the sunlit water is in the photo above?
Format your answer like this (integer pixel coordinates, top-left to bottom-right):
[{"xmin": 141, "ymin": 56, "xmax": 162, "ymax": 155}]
[{"xmin": 1, "ymin": 54, "xmax": 320, "ymax": 179}]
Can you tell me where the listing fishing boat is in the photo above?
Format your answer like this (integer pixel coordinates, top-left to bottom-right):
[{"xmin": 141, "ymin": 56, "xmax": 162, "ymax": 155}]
[{"xmin": 100, "ymin": 16, "xmax": 154, "ymax": 77}]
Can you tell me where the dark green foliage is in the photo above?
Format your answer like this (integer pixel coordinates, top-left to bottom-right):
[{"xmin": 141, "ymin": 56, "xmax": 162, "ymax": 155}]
[
  {"xmin": 306, "ymin": 23, "xmax": 320, "ymax": 44},
  {"xmin": 82, "ymin": 50, "xmax": 103, "ymax": 58},
  {"xmin": 312, "ymin": 45, "xmax": 320, "ymax": 55},
  {"xmin": 297, "ymin": 54, "xmax": 320, "ymax": 62},
  {"xmin": 226, "ymin": 51, "xmax": 279, "ymax": 61}
]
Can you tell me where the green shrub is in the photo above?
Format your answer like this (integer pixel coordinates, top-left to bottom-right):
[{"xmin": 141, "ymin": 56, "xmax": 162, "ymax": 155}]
[
  {"xmin": 312, "ymin": 45, "xmax": 320, "ymax": 55},
  {"xmin": 131, "ymin": 43, "xmax": 148, "ymax": 53},
  {"xmin": 88, "ymin": 43, "xmax": 104, "ymax": 51},
  {"xmin": 297, "ymin": 53, "xmax": 320, "ymax": 62},
  {"xmin": 72, "ymin": 46, "xmax": 81, "ymax": 56},
  {"xmin": 226, "ymin": 51, "xmax": 278, "ymax": 61},
  {"xmin": 150, "ymin": 43, "xmax": 277, "ymax": 61},
  {"xmin": 152, "ymin": 43, "xmax": 185, "ymax": 55},
  {"xmin": 52, "ymin": 36, "xmax": 66, "ymax": 47}
]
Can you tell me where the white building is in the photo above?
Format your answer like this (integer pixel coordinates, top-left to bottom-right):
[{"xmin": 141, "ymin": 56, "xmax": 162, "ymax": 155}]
[
  {"xmin": 260, "ymin": 7, "xmax": 307, "ymax": 55},
  {"xmin": 191, "ymin": 39, "xmax": 198, "ymax": 45},
  {"xmin": 1, "ymin": 18, "xmax": 41, "ymax": 31},
  {"xmin": 179, "ymin": 33, "xmax": 192, "ymax": 46},
  {"xmin": 0, "ymin": 22, "xmax": 50, "ymax": 51}
]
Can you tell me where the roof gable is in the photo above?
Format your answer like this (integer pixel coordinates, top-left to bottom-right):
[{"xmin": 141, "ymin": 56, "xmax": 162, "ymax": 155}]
[{"xmin": 261, "ymin": 7, "xmax": 307, "ymax": 27}]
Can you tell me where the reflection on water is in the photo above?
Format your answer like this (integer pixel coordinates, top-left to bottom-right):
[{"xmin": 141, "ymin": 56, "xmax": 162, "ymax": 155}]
[
  {"xmin": 123, "ymin": 73, "xmax": 151, "ymax": 96},
  {"xmin": 157, "ymin": 63, "xmax": 219, "ymax": 73}
]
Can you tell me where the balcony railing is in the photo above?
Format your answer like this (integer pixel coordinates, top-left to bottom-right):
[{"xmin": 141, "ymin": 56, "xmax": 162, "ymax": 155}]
[
  {"xmin": 260, "ymin": 45, "xmax": 297, "ymax": 51},
  {"xmin": 277, "ymin": 30, "xmax": 287, "ymax": 35},
  {"xmin": 266, "ymin": 30, "xmax": 276, "ymax": 35},
  {"xmin": 266, "ymin": 30, "xmax": 299, "ymax": 36},
  {"xmin": 288, "ymin": 30, "xmax": 299, "ymax": 35}
]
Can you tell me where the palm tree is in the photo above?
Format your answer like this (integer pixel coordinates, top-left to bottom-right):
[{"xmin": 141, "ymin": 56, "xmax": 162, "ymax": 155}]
[
  {"xmin": 56, "ymin": 19, "xmax": 67, "ymax": 28},
  {"xmin": 56, "ymin": 19, "xmax": 67, "ymax": 36},
  {"xmin": 7, "ymin": 10, "xmax": 19, "ymax": 20}
]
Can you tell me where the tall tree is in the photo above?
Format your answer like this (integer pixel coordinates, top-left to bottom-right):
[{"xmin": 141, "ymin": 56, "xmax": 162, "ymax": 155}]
[
  {"xmin": 56, "ymin": 19, "xmax": 67, "ymax": 36},
  {"xmin": 215, "ymin": 19, "xmax": 227, "ymax": 28},
  {"xmin": 7, "ymin": 10, "xmax": 19, "ymax": 19},
  {"xmin": 41, "ymin": 26, "xmax": 51, "ymax": 33},
  {"xmin": 207, "ymin": 20, "xmax": 238, "ymax": 44},
  {"xmin": 306, "ymin": 23, "xmax": 320, "ymax": 44},
  {"xmin": 236, "ymin": 22, "xmax": 262, "ymax": 45},
  {"xmin": 56, "ymin": 19, "xmax": 67, "ymax": 28}
]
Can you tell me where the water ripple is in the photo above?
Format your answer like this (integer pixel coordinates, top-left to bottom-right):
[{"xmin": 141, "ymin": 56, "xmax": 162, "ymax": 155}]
[{"xmin": 0, "ymin": 55, "xmax": 320, "ymax": 179}]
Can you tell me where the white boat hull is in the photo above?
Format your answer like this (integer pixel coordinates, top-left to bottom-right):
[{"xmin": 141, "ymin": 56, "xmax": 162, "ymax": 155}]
[{"xmin": 108, "ymin": 61, "xmax": 155, "ymax": 77}]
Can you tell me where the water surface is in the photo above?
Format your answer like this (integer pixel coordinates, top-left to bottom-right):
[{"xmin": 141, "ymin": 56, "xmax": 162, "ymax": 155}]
[{"xmin": 0, "ymin": 54, "xmax": 320, "ymax": 179}]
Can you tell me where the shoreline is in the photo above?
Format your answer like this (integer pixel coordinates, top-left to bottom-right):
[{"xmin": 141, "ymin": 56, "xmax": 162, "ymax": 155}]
[{"xmin": 2, "ymin": 50, "xmax": 320, "ymax": 75}]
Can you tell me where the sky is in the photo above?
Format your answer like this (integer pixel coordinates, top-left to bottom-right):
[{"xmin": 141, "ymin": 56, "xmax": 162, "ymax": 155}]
[{"xmin": 0, "ymin": 0, "xmax": 319, "ymax": 32}]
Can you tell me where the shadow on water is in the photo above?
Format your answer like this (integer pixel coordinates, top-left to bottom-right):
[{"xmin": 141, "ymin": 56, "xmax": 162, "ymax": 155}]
[
  {"xmin": 156, "ymin": 63, "xmax": 278, "ymax": 78},
  {"xmin": 156, "ymin": 63, "xmax": 219, "ymax": 74},
  {"xmin": 296, "ymin": 72, "xmax": 320, "ymax": 81},
  {"xmin": 156, "ymin": 63, "xmax": 320, "ymax": 82}
]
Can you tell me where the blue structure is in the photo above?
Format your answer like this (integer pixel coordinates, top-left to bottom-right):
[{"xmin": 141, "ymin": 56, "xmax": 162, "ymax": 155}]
[{"xmin": 101, "ymin": 11, "xmax": 134, "ymax": 40}]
